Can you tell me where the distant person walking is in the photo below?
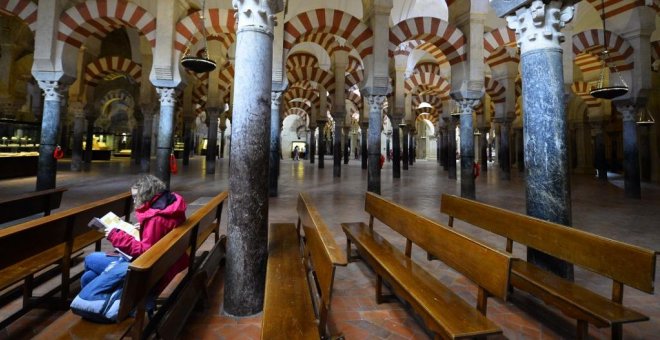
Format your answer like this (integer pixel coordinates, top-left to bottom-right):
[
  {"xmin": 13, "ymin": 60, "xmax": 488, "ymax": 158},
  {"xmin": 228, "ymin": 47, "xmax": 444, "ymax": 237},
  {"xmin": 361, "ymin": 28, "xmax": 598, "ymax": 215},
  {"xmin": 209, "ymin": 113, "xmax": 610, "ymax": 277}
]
[{"xmin": 293, "ymin": 146, "xmax": 300, "ymax": 161}]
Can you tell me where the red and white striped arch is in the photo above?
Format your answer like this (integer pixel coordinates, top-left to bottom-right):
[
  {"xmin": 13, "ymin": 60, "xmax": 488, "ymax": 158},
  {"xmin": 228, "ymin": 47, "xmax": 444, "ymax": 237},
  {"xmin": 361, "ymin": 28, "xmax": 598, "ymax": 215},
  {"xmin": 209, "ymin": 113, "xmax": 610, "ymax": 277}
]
[
  {"xmin": 414, "ymin": 62, "xmax": 441, "ymax": 76},
  {"xmin": 295, "ymin": 32, "xmax": 342, "ymax": 57},
  {"xmin": 286, "ymin": 53, "xmax": 319, "ymax": 71},
  {"xmin": 571, "ymin": 81, "xmax": 601, "ymax": 109},
  {"xmin": 85, "ymin": 56, "xmax": 141, "ymax": 87},
  {"xmin": 285, "ymin": 87, "xmax": 319, "ymax": 106},
  {"xmin": 413, "ymin": 94, "xmax": 443, "ymax": 111},
  {"xmin": 207, "ymin": 34, "xmax": 236, "ymax": 52},
  {"xmin": 483, "ymin": 27, "xmax": 517, "ymax": 59},
  {"xmin": 389, "ymin": 17, "xmax": 466, "ymax": 65},
  {"xmin": 287, "ymin": 67, "xmax": 335, "ymax": 93},
  {"xmin": 347, "ymin": 55, "xmax": 363, "ymax": 73},
  {"xmin": 346, "ymin": 91, "xmax": 362, "ymax": 110},
  {"xmin": 485, "ymin": 46, "xmax": 519, "ymax": 69},
  {"xmin": 484, "ymin": 77, "xmax": 506, "ymax": 104},
  {"xmin": 0, "ymin": 0, "xmax": 37, "ymax": 31},
  {"xmin": 416, "ymin": 111, "xmax": 439, "ymax": 124},
  {"xmin": 284, "ymin": 9, "xmax": 374, "ymax": 59},
  {"xmin": 345, "ymin": 70, "xmax": 364, "ymax": 90},
  {"xmin": 584, "ymin": 0, "xmax": 645, "ymax": 20},
  {"xmin": 284, "ymin": 107, "xmax": 308, "ymax": 119},
  {"xmin": 404, "ymin": 70, "xmax": 450, "ymax": 96},
  {"xmin": 285, "ymin": 99, "xmax": 312, "ymax": 112},
  {"xmin": 196, "ymin": 61, "xmax": 235, "ymax": 94},
  {"xmin": 58, "ymin": 0, "xmax": 156, "ymax": 49},
  {"xmin": 174, "ymin": 9, "xmax": 236, "ymax": 55},
  {"xmin": 573, "ymin": 29, "xmax": 634, "ymax": 72}
]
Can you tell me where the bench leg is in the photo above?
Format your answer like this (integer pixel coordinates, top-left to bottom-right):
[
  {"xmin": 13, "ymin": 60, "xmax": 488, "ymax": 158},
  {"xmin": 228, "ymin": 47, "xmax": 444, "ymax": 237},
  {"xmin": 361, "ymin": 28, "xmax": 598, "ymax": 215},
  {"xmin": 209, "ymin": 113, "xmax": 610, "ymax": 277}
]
[
  {"xmin": 375, "ymin": 276, "xmax": 395, "ymax": 304},
  {"xmin": 23, "ymin": 275, "xmax": 34, "ymax": 305},
  {"xmin": 611, "ymin": 324, "xmax": 622, "ymax": 340},
  {"xmin": 576, "ymin": 320, "xmax": 588, "ymax": 339}
]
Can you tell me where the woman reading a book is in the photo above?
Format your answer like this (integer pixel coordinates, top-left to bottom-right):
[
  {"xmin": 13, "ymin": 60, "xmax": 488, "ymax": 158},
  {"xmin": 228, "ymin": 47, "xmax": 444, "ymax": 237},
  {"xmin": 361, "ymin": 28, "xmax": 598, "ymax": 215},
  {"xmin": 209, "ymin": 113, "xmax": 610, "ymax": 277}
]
[{"xmin": 80, "ymin": 174, "xmax": 187, "ymax": 290}]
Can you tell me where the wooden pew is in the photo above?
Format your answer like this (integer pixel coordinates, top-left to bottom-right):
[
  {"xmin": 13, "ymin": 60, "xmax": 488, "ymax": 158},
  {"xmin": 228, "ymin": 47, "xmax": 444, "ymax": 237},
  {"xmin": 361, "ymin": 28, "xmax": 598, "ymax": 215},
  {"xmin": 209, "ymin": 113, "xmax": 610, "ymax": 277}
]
[
  {"xmin": 0, "ymin": 192, "xmax": 132, "ymax": 330},
  {"xmin": 342, "ymin": 192, "xmax": 513, "ymax": 339},
  {"xmin": 0, "ymin": 187, "xmax": 67, "ymax": 225},
  {"xmin": 440, "ymin": 194, "xmax": 657, "ymax": 339},
  {"xmin": 34, "ymin": 191, "xmax": 228, "ymax": 340}
]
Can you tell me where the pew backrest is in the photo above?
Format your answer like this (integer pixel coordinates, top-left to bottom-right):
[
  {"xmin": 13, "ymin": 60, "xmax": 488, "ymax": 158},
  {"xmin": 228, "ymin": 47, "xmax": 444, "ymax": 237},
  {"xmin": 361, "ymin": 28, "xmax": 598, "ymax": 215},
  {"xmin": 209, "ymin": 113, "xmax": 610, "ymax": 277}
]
[
  {"xmin": 440, "ymin": 194, "xmax": 657, "ymax": 294},
  {"xmin": 366, "ymin": 192, "xmax": 512, "ymax": 300},
  {"xmin": 0, "ymin": 187, "xmax": 67, "ymax": 224}
]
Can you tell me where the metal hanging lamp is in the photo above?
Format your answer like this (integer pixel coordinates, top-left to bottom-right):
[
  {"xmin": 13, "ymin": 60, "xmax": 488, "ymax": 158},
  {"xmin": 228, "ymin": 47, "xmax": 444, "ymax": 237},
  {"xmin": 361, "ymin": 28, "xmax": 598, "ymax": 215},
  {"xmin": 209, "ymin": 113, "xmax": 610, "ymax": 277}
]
[
  {"xmin": 637, "ymin": 107, "xmax": 655, "ymax": 126},
  {"xmin": 589, "ymin": 0, "xmax": 628, "ymax": 100},
  {"xmin": 181, "ymin": 0, "xmax": 216, "ymax": 73}
]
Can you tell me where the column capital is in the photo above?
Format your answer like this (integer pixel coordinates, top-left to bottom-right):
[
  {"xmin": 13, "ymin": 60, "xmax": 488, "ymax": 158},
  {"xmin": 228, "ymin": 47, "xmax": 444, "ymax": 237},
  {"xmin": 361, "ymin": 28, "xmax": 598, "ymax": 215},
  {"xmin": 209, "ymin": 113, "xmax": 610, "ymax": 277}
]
[
  {"xmin": 505, "ymin": 0, "xmax": 574, "ymax": 54},
  {"xmin": 271, "ymin": 91, "xmax": 283, "ymax": 106},
  {"xmin": 367, "ymin": 95, "xmax": 387, "ymax": 112},
  {"xmin": 457, "ymin": 98, "xmax": 481, "ymax": 115},
  {"xmin": 615, "ymin": 102, "xmax": 637, "ymax": 122},
  {"xmin": 68, "ymin": 101, "xmax": 85, "ymax": 119},
  {"xmin": 232, "ymin": 0, "xmax": 283, "ymax": 37},
  {"xmin": 38, "ymin": 80, "xmax": 69, "ymax": 102},
  {"xmin": 156, "ymin": 87, "xmax": 177, "ymax": 107}
]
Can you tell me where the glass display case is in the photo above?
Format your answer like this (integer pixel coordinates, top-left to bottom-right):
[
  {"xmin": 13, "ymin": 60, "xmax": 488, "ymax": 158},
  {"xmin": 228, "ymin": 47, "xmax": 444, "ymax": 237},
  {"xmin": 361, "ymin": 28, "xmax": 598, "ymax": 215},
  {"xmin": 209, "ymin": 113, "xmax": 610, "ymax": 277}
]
[{"xmin": 0, "ymin": 119, "xmax": 40, "ymax": 179}]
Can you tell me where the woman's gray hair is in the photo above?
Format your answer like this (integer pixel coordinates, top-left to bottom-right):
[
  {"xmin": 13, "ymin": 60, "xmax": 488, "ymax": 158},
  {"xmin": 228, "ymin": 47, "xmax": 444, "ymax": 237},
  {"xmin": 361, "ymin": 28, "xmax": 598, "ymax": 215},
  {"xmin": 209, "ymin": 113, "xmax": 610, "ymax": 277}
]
[{"xmin": 131, "ymin": 174, "xmax": 166, "ymax": 207}]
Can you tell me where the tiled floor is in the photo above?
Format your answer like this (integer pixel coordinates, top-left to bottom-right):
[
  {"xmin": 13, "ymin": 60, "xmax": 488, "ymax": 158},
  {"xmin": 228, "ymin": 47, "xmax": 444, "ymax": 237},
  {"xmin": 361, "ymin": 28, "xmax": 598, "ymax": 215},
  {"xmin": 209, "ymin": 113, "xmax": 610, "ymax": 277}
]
[{"xmin": 1, "ymin": 156, "xmax": 659, "ymax": 339}]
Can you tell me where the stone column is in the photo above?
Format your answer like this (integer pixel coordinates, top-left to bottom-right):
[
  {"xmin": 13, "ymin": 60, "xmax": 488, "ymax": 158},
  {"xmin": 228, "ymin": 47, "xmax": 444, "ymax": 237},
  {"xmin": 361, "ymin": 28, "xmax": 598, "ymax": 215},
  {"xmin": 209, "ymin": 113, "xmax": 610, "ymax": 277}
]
[
  {"xmin": 591, "ymin": 123, "xmax": 607, "ymax": 180},
  {"xmin": 182, "ymin": 116, "xmax": 194, "ymax": 166},
  {"xmin": 133, "ymin": 118, "xmax": 143, "ymax": 166},
  {"xmin": 391, "ymin": 118, "xmax": 402, "ymax": 178},
  {"xmin": 140, "ymin": 106, "xmax": 154, "ymax": 173},
  {"xmin": 367, "ymin": 96, "xmax": 386, "ymax": 194},
  {"xmin": 343, "ymin": 126, "xmax": 350, "ymax": 164},
  {"xmin": 639, "ymin": 125, "xmax": 651, "ymax": 182},
  {"xmin": 408, "ymin": 129, "xmax": 415, "ymax": 165},
  {"xmin": 220, "ymin": 126, "xmax": 227, "ymax": 158},
  {"xmin": 401, "ymin": 124, "xmax": 409, "ymax": 170},
  {"xmin": 155, "ymin": 87, "xmax": 177, "ymax": 188},
  {"xmin": 36, "ymin": 81, "xmax": 69, "ymax": 191},
  {"xmin": 360, "ymin": 121, "xmax": 368, "ymax": 169},
  {"xmin": 269, "ymin": 91, "xmax": 283, "ymax": 197},
  {"xmin": 515, "ymin": 127, "xmax": 524, "ymax": 172},
  {"xmin": 448, "ymin": 117, "xmax": 458, "ymax": 179},
  {"xmin": 333, "ymin": 118, "xmax": 344, "ymax": 177},
  {"xmin": 309, "ymin": 124, "xmax": 316, "ymax": 164},
  {"xmin": 225, "ymin": 0, "xmax": 281, "ymax": 316},
  {"xmin": 70, "ymin": 102, "xmax": 85, "ymax": 171},
  {"xmin": 84, "ymin": 113, "xmax": 95, "ymax": 164},
  {"xmin": 317, "ymin": 120, "xmax": 326, "ymax": 168},
  {"xmin": 616, "ymin": 103, "xmax": 641, "ymax": 198},
  {"xmin": 458, "ymin": 99, "xmax": 479, "ymax": 198},
  {"xmin": 499, "ymin": 119, "xmax": 512, "ymax": 180},
  {"xmin": 206, "ymin": 108, "xmax": 220, "ymax": 175},
  {"xmin": 442, "ymin": 125, "xmax": 450, "ymax": 171},
  {"xmin": 505, "ymin": 0, "xmax": 574, "ymax": 278}
]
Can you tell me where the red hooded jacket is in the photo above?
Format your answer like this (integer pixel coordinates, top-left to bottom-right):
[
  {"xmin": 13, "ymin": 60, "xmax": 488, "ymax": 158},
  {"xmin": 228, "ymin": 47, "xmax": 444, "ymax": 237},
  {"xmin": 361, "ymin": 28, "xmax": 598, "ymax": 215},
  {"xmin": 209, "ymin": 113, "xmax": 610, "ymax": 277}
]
[{"xmin": 107, "ymin": 191, "xmax": 187, "ymax": 291}]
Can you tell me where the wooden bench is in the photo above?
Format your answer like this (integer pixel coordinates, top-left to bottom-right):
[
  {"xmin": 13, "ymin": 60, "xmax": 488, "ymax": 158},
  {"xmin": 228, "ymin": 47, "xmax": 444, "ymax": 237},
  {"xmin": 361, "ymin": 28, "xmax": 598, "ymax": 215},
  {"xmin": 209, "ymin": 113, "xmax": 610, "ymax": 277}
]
[
  {"xmin": 440, "ymin": 194, "xmax": 657, "ymax": 339},
  {"xmin": 0, "ymin": 187, "xmax": 67, "ymax": 225},
  {"xmin": 261, "ymin": 192, "xmax": 347, "ymax": 339},
  {"xmin": 34, "ymin": 191, "xmax": 228, "ymax": 340},
  {"xmin": 342, "ymin": 192, "xmax": 513, "ymax": 339},
  {"xmin": 0, "ymin": 192, "xmax": 132, "ymax": 330}
]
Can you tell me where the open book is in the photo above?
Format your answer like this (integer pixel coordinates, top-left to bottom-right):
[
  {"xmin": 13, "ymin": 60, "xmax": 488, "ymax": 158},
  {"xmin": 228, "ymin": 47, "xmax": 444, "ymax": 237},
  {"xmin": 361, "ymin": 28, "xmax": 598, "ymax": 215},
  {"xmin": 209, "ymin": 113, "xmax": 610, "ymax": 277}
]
[{"xmin": 89, "ymin": 211, "xmax": 141, "ymax": 240}]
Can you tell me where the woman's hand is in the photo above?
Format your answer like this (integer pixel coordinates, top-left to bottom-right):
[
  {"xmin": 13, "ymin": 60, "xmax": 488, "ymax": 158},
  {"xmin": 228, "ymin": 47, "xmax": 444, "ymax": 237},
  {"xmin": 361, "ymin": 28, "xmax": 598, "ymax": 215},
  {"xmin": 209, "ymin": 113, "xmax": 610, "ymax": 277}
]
[{"xmin": 105, "ymin": 226, "xmax": 115, "ymax": 238}]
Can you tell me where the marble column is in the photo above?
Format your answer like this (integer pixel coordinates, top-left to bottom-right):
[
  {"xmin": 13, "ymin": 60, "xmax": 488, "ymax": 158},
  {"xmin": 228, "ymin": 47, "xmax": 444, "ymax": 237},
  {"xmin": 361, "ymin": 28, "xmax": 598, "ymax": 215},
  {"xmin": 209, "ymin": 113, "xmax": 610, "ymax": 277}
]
[
  {"xmin": 333, "ymin": 118, "xmax": 343, "ymax": 177},
  {"xmin": 616, "ymin": 103, "xmax": 641, "ymax": 198},
  {"xmin": 639, "ymin": 125, "xmax": 651, "ymax": 182},
  {"xmin": 219, "ymin": 127, "xmax": 226, "ymax": 158},
  {"xmin": 515, "ymin": 127, "xmax": 524, "ymax": 172},
  {"xmin": 309, "ymin": 124, "xmax": 316, "ymax": 164},
  {"xmin": 182, "ymin": 117, "xmax": 193, "ymax": 166},
  {"xmin": 36, "ymin": 81, "xmax": 69, "ymax": 191},
  {"xmin": 367, "ymin": 96, "xmax": 386, "ymax": 194},
  {"xmin": 408, "ymin": 130, "xmax": 414, "ymax": 165},
  {"xmin": 360, "ymin": 122, "xmax": 368, "ymax": 169},
  {"xmin": 448, "ymin": 117, "xmax": 458, "ymax": 179},
  {"xmin": 155, "ymin": 87, "xmax": 177, "ymax": 188},
  {"xmin": 84, "ymin": 114, "xmax": 95, "ymax": 164},
  {"xmin": 318, "ymin": 120, "xmax": 326, "ymax": 168},
  {"xmin": 442, "ymin": 126, "xmax": 450, "ymax": 171},
  {"xmin": 499, "ymin": 119, "xmax": 512, "ymax": 180},
  {"xmin": 70, "ymin": 103, "xmax": 85, "ymax": 172},
  {"xmin": 592, "ymin": 124, "xmax": 607, "ymax": 180},
  {"xmin": 269, "ymin": 92, "xmax": 283, "ymax": 197},
  {"xmin": 140, "ymin": 107, "xmax": 154, "ymax": 173},
  {"xmin": 343, "ymin": 126, "xmax": 350, "ymax": 164},
  {"xmin": 133, "ymin": 122, "xmax": 143, "ymax": 166},
  {"xmin": 206, "ymin": 108, "xmax": 220, "ymax": 175},
  {"xmin": 392, "ymin": 118, "xmax": 402, "ymax": 178},
  {"xmin": 224, "ymin": 0, "xmax": 281, "ymax": 316},
  {"xmin": 459, "ymin": 99, "xmax": 479, "ymax": 199},
  {"xmin": 401, "ymin": 124, "xmax": 409, "ymax": 170},
  {"xmin": 506, "ymin": 0, "xmax": 574, "ymax": 278}
]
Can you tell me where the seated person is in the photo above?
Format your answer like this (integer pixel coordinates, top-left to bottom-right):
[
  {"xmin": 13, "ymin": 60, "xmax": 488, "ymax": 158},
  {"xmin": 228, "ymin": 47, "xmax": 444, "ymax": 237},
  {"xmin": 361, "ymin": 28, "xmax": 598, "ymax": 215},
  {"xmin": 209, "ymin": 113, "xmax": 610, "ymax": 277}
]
[{"xmin": 81, "ymin": 174, "xmax": 187, "ymax": 292}]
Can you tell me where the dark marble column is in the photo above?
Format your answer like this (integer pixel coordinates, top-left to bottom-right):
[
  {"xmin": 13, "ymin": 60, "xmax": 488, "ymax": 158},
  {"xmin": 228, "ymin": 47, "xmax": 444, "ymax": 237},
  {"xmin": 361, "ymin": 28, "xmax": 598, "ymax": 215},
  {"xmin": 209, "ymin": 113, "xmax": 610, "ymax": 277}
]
[
  {"xmin": 480, "ymin": 128, "xmax": 489, "ymax": 173},
  {"xmin": 515, "ymin": 127, "xmax": 524, "ymax": 172},
  {"xmin": 140, "ymin": 107, "xmax": 154, "ymax": 173},
  {"xmin": 318, "ymin": 120, "xmax": 326, "ymax": 168},
  {"xmin": 333, "ymin": 118, "xmax": 343, "ymax": 177},
  {"xmin": 220, "ymin": 126, "xmax": 226, "ymax": 158},
  {"xmin": 458, "ymin": 99, "xmax": 479, "ymax": 199},
  {"xmin": 408, "ymin": 131, "xmax": 414, "ymax": 165},
  {"xmin": 507, "ymin": 1, "xmax": 574, "ymax": 279},
  {"xmin": 616, "ymin": 103, "xmax": 641, "ymax": 198},
  {"xmin": 36, "ymin": 81, "xmax": 68, "ymax": 191},
  {"xmin": 70, "ymin": 105, "xmax": 85, "ymax": 172},
  {"xmin": 182, "ymin": 117, "xmax": 193, "ymax": 166},
  {"xmin": 401, "ymin": 124, "xmax": 409, "ymax": 170},
  {"xmin": 84, "ymin": 115, "xmax": 95, "ymax": 164},
  {"xmin": 592, "ymin": 124, "xmax": 607, "ymax": 180},
  {"xmin": 269, "ymin": 92, "xmax": 283, "ymax": 197},
  {"xmin": 499, "ymin": 120, "xmax": 512, "ymax": 180},
  {"xmin": 206, "ymin": 108, "xmax": 220, "ymax": 175},
  {"xmin": 224, "ymin": 0, "xmax": 279, "ymax": 317},
  {"xmin": 155, "ymin": 88, "xmax": 177, "ymax": 188},
  {"xmin": 309, "ymin": 124, "xmax": 316, "ymax": 164},
  {"xmin": 343, "ymin": 126, "xmax": 350, "ymax": 164},
  {"xmin": 448, "ymin": 117, "xmax": 457, "ymax": 179},
  {"xmin": 392, "ymin": 118, "xmax": 402, "ymax": 178},
  {"xmin": 367, "ymin": 96, "xmax": 386, "ymax": 194},
  {"xmin": 360, "ymin": 122, "xmax": 368, "ymax": 169},
  {"xmin": 133, "ymin": 123, "xmax": 143, "ymax": 166},
  {"xmin": 442, "ymin": 126, "xmax": 449, "ymax": 171},
  {"xmin": 639, "ymin": 125, "xmax": 651, "ymax": 182}
]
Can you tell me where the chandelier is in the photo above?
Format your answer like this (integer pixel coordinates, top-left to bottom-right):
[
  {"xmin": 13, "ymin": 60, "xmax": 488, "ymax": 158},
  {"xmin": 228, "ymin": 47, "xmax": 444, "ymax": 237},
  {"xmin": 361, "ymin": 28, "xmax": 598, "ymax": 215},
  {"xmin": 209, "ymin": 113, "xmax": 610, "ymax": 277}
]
[
  {"xmin": 589, "ymin": 0, "xmax": 628, "ymax": 100},
  {"xmin": 180, "ymin": 0, "xmax": 216, "ymax": 73}
]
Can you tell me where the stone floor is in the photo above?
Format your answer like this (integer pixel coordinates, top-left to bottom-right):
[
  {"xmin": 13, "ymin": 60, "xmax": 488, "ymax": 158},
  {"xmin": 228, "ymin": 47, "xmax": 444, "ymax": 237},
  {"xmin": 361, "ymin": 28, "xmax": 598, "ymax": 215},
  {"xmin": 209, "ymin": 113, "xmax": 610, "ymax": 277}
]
[{"xmin": 1, "ymin": 155, "xmax": 659, "ymax": 339}]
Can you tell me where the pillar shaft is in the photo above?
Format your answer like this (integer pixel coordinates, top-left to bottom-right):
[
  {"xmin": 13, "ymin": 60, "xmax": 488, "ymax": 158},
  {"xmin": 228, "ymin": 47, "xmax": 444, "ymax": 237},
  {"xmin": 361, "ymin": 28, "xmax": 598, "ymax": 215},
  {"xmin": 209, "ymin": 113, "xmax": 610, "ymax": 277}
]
[
  {"xmin": 343, "ymin": 126, "xmax": 350, "ymax": 164},
  {"xmin": 392, "ymin": 119, "xmax": 401, "ymax": 178},
  {"xmin": 70, "ymin": 107, "xmax": 85, "ymax": 172},
  {"xmin": 309, "ymin": 125, "xmax": 316, "ymax": 164},
  {"xmin": 617, "ymin": 104, "xmax": 641, "ymax": 198},
  {"xmin": 182, "ymin": 118, "xmax": 193, "ymax": 166},
  {"xmin": 84, "ymin": 117, "xmax": 94, "ymax": 164},
  {"xmin": 507, "ymin": 0, "xmax": 574, "ymax": 279},
  {"xmin": 141, "ymin": 109, "xmax": 154, "ymax": 172},
  {"xmin": 269, "ymin": 92, "xmax": 283, "ymax": 197},
  {"xmin": 225, "ymin": 0, "xmax": 280, "ymax": 315},
  {"xmin": 459, "ymin": 99, "xmax": 479, "ymax": 199},
  {"xmin": 401, "ymin": 125, "xmax": 409, "ymax": 170},
  {"xmin": 592, "ymin": 125, "xmax": 607, "ymax": 180},
  {"xmin": 206, "ymin": 108, "xmax": 220, "ymax": 175},
  {"xmin": 448, "ymin": 118, "xmax": 457, "ymax": 179},
  {"xmin": 155, "ymin": 88, "xmax": 177, "ymax": 188},
  {"xmin": 499, "ymin": 121, "xmax": 511, "ymax": 180},
  {"xmin": 408, "ymin": 131, "xmax": 414, "ymax": 165},
  {"xmin": 515, "ymin": 128, "xmax": 524, "ymax": 172},
  {"xmin": 367, "ymin": 96, "xmax": 386, "ymax": 194},
  {"xmin": 36, "ymin": 81, "xmax": 68, "ymax": 191},
  {"xmin": 333, "ymin": 118, "xmax": 343, "ymax": 177},
  {"xmin": 220, "ymin": 127, "xmax": 226, "ymax": 158},
  {"xmin": 318, "ymin": 120, "xmax": 326, "ymax": 168}
]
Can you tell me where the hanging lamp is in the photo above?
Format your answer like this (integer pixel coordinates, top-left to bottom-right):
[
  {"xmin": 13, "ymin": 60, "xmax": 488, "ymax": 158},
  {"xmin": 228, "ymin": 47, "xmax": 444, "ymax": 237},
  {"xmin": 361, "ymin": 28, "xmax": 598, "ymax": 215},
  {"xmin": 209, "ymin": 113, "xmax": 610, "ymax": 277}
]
[
  {"xmin": 637, "ymin": 107, "xmax": 655, "ymax": 126},
  {"xmin": 181, "ymin": 0, "xmax": 216, "ymax": 73},
  {"xmin": 589, "ymin": 0, "xmax": 628, "ymax": 99}
]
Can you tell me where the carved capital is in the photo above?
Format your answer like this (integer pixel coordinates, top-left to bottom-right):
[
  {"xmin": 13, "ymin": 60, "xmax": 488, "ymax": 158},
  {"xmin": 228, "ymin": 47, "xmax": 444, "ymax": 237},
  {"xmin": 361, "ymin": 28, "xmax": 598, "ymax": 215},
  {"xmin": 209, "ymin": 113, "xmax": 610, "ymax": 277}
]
[
  {"xmin": 616, "ymin": 103, "xmax": 636, "ymax": 122},
  {"xmin": 156, "ymin": 87, "xmax": 177, "ymax": 107},
  {"xmin": 38, "ymin": 80, "xmax": 69, "ymax": 102},
  {"xmin": 68, "ymin": 101, "xmax": 86, "ymax": 119},
  {"xmin": 232, "ymin": 0, "xmax": 282, "ymax": 36},
  {"xmin": 271, "ymin": 91, "xmax": 283, "ymax": 107},
  {"xmin": 367, "ymin": 95, "xmax": 387, "ymax": 113},
  {"xmin": 506, "ymin": 0, "xmax": 574, "ymax": 54},
  {"xmin": 458, "ymin": 99, "xmax": 481, "ymax": 115}
]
